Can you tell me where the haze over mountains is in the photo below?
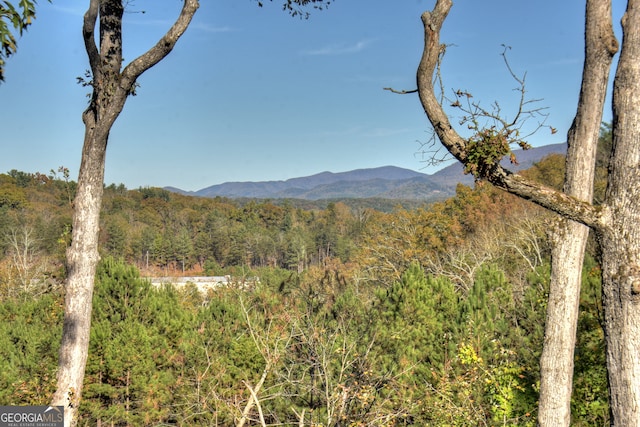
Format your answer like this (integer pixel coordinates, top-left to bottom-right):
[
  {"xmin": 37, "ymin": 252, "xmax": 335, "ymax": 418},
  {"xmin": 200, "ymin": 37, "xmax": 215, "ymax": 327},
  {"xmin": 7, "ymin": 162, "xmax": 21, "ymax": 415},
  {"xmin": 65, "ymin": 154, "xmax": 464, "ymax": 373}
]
[{"xmin": 166, "ymin": 143, "xmax": 566, "ymax": 202}]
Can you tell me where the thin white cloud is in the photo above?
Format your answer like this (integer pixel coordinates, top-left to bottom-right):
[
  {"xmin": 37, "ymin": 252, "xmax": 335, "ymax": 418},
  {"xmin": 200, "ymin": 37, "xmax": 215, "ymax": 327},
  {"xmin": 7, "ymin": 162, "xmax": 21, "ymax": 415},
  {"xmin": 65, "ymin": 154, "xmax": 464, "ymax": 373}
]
[
  {"xmin": 190, "ymin": 22, "xmax": 235, "ymax": 33},
  {"xmin": 319, "ymin": 126, "xmax": 363, "ymax": 137},
  {"xmin": 122, "ymin": 17, "xmax": 234, "ymax": 34},
  {"xmin": 49, "ymin": 4, "xmax": 85, "ymax": 17},
  {"xmin": 128, "ymin": 19, "xmax": 235, "ymax": 33},
  {"xmin": 365, "ymin": 127, "xmax": 411, "ymax": 138},
  {"xmin": 302, "ymin": 39, "xmax": 373, "ymax": 56},
  {"xmin": 318, "ymin": 125, "xmax": 410, "ymax": 138},
  {"xmin": 533, "ymin": 57, "xmax": 582, "ymax": 69},
  {"xmin": 124, "ymin": 18, "xmax": 175, "ymax": 27}
]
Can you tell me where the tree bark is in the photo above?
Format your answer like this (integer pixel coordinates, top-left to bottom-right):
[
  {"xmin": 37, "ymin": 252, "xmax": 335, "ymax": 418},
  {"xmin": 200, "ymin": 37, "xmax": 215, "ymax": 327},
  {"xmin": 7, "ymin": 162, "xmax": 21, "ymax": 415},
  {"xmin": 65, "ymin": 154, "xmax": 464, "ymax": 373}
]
[
  {"xmin": 538, "ymin": 1, "xmax": 617, "ymax": 425},
  {"xmin": 416, "ymin": 1, "xmax": 608, "ymax": 231},
  {"xmin": 51, "ymin": 1, "xmax": 199, "ymax": 426},
  {"xmin": 416, "ymin": 1, "xmax": 640, "ymax": 425},
  {"xmin": 599, "ymin": 1, "xmax": 640, "ymax": 424}
]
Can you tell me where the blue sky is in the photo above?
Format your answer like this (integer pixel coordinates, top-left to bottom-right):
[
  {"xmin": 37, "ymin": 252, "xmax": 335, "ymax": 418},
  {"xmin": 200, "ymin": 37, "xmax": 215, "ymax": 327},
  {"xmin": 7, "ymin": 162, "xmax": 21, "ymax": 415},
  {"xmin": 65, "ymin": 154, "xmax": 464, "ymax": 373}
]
[{"xmin": 1, "ymin": 0, "xmax": 625, "ymax": 191}]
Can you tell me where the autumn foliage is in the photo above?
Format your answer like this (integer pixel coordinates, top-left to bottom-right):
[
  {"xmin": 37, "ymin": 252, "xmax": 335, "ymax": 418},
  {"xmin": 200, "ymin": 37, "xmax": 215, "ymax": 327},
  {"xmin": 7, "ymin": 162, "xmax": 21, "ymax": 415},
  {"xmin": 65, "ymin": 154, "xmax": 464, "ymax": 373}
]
[{"xmin": 0, "ymin": 153, "xmax": 609, "ymax": 425}]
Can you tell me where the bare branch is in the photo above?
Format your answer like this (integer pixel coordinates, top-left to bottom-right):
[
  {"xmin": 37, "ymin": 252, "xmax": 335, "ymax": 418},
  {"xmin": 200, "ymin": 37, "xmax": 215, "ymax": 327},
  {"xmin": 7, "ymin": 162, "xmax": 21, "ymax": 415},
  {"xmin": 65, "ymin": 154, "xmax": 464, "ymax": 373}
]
[
  {"xmin": 489, "ymin": 169, "xmax": 609, "ymax": 230},
  {"xmin": 383, "ymin": 87, "xmax": 418, "ymax": 94},
  {"xmin": 415, "ymin": 132, "xmax": 454, "ymax": 167},
  {"xmin": 242, "ymin": 378, "xmax": 268, "ymax": 427},
  {"xmin": 444, "ymin": 47, "xmax": 550, "ymax": 160},
  {"xmin": 82, "ymin": 0, "xmax": 100, "ymax": 76},
  {"xmin": 291, "ymin": 407, "xmax": 306, "ymax": 427},
  {"xmin": 121, "ymin": 0, "xmax": 199, "ymax": 89},
  {"xmin": 416, "ymin": 0, "xmax": 607, "ymax": 231}
]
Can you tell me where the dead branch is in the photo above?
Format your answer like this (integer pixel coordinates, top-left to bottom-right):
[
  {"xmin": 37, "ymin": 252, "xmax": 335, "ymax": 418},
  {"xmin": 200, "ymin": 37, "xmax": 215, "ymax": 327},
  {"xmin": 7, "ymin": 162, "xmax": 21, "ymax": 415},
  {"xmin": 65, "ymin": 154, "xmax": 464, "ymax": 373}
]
[
  {"xmin": 383, "ymin": 87, "xmax": 418, "ymax": 94},
  {"xmin": 416, "ymin": 0, "xmax": 607, "ymax": 231}
]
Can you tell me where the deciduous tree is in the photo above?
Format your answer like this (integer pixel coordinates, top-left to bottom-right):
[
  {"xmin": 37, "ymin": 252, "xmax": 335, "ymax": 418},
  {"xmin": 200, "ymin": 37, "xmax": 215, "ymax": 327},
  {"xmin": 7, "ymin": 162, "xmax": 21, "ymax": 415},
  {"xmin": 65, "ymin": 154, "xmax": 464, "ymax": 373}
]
[
  {"xmin": 413, "ymin": 1, "xmax": 639, "ymax": 425},
  {"xmin": 537, "ymin": 2, "xmax": 616, "ymax": 424},
  {"xmin": 52, "ymin": 1, "xmax": 332, "ymax": 425},
  {"xmin": 52, "ymin": 3, "xmax": 199, "ymax": 424},
  {"xmin": 0, "ymin": 0, "xmax": 44, "ymax": 81}
]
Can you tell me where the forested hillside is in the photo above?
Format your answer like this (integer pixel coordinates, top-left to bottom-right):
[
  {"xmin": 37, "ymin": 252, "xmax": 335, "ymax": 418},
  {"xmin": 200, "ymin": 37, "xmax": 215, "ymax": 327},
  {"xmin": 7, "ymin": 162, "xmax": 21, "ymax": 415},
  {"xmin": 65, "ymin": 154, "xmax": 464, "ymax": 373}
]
[{"xmin": 0, "ymin": 153, "xmax": 609, "ymax": 425}]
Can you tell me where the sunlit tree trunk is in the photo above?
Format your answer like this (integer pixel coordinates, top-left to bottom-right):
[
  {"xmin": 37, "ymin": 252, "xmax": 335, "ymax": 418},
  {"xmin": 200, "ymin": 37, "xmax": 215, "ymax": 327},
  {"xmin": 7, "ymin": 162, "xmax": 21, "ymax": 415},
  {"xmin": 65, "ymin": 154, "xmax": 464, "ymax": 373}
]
[
  {"xmin": 415, "ymin": 1, "xmax": 640, "ymax": 425},
  {"xmin": 538, "ymin": 1, "xmax": 617, "ymax": 425},
  {"xmin": 599, "ymin": 2, "xmax": 640, "ymax": 423},
  {"xmin": 51, "ymin": 1, "xmax": 199, "ymax": 425}
]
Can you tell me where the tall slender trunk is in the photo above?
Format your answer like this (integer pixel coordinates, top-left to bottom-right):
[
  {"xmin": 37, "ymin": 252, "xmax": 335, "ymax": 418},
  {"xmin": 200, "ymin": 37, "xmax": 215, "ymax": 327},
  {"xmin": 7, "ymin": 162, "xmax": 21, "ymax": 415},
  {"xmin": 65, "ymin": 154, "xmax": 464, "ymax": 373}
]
[
  {"xmin": 50, "ymin": 2, "xmax": 199, "ymax": 425},
  {"xmin": 415, "ymin": 1, "xmax": 640, "ymax": 424},
  {"xmin": 538, "ymin": 1, "xmax": 617, "ymax": 425},
  {"xmin": 51, "ymin": 96, "xmax": 124, "ymax": 426},
  {"xmin": 600, "ymin": 1, "xmax": 640, "ymax": 424}
]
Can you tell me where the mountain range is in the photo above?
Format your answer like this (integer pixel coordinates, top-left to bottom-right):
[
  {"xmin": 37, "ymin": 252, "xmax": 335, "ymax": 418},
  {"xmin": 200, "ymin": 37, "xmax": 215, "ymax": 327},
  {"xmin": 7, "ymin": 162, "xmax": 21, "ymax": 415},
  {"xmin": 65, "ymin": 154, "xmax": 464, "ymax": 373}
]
[{"xmin": 166, "ymin": 143, "xmax": 567, "ymax": 202}]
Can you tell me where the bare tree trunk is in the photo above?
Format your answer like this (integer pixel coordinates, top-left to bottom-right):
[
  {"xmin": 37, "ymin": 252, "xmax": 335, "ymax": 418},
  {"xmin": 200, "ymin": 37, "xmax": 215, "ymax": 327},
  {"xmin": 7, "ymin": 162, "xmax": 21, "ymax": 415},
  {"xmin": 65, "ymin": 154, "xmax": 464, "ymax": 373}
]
[
  {"xmin": 50, "ymin": 127, "xmax": 109, "ymax": 424},
  {"xmin": 51, "ymin": 69, "xmax": 126, "ymax": 423},
  {"xmin": 415, "ymin": 1, "xmax": 640, "ymax": 424},
  {"xmin": 51, "ymin": 2, "xmax": 199, "ymax": 425},
  {"xmin": 538, "ymin": 1, "xmax": 617, "ymax": 425},
  {"xmin": 600, "ymin": 1, "xmax": 640, "ymax": 424}
]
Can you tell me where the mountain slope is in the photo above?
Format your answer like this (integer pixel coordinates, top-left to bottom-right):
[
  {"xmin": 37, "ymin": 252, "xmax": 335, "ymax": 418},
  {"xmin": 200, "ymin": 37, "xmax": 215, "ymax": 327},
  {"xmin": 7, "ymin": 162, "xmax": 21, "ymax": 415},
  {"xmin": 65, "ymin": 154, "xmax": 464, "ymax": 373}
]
[
  {"xmin": 194, "ymin": 166, "xmax": 430, "ymax": 199},
  {"xmin": 430, "ymin": 142, "xmax": 567, "ymax": 191},
  {"xmin": 168, "ymin": 143, "xmax": 567, "ymax": 201}
]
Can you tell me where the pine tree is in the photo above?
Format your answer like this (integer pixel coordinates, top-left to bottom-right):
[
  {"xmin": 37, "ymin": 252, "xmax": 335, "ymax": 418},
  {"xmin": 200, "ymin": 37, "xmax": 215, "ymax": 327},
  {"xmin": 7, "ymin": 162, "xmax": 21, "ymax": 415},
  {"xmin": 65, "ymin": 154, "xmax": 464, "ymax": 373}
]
[
  {"xmin": 373, "ymin": 262, "xmax": 459, "ymax": 421},
  {"xmin": 0, "ymin": 292, "xmax": 62, "ymax": 405},
  {"xmin": 81, "ymin": 258, "xmax": 189, "ymax": 425}
]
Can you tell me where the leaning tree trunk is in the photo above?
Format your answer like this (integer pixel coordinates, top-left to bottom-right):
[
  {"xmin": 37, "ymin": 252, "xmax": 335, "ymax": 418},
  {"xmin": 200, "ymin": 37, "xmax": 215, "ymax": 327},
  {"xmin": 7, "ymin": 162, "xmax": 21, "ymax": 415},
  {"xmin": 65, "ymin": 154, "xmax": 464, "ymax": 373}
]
[
  {"xmin": 538, "ymin": 1, "xmax": 617, "ymax": 425},
  {"xmin": 599, "ymin": 1, "xmax": 640, "ymax": 424},
  {"xmin": 51, "ymin": 1, "xmax": 199, "ymax": 425}
]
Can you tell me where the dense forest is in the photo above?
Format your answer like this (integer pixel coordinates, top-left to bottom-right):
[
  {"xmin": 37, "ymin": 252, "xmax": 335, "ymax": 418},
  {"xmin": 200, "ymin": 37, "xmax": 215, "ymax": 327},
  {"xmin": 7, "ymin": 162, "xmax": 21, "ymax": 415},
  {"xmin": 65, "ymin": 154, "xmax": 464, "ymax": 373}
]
[{"xmin": 0, "ymin": 140, "xmax": 611, "ymax": 425}]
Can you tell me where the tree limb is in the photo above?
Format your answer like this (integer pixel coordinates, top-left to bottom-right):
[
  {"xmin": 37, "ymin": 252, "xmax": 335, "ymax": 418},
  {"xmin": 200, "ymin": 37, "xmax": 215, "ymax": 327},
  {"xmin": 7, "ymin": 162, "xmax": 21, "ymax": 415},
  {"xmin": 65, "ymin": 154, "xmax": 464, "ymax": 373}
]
[
  {"xmin": 121, "ymin": 0, "xmax": 199, "ymax": 89},
  {"xmin": 82, "ymin": 0, "xmax": 100, "ymax": 77},
  {"xmin": 383, "ymin": 87, "xmax": 418, "ymax": 94},
  {"xmin": 237, "ymin": 365, "xmax": 270, "ymax": 427},
  {"xmin": 416, "ymin": 0, "xmax": 609, "ymax": 231}
]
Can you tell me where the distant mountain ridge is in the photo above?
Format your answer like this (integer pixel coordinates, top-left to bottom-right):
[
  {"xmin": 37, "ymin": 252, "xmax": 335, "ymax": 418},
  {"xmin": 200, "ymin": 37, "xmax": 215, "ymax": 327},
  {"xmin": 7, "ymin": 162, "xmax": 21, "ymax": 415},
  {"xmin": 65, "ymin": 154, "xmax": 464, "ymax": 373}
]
[{"xmin": 167, "ymin": 143, "xmax": 567, "ymax": 202}]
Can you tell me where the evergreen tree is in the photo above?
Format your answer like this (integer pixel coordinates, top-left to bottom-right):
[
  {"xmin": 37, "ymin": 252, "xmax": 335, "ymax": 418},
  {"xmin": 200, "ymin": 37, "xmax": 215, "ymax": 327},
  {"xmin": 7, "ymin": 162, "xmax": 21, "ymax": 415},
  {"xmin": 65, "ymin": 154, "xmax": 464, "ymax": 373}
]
[
  {"xmin": 455, "ymin": 265, "xmax": 537, "ymax": 425},
  {"xmin": 572, "ymin": 255, "xmax": 608, "ymax": 425},
  {"xmin": 0, "ymin": 292, "xmax": 62, "ymax": 405},
  {"xmin": 80, "ymin": 258, "xmax": 189, "ymax": 425},
  {"xmin": 373, "ymin": 262, "xmax": 459, "ymax": 422},
  {"xmin": 459, "ymin": 265, "xmax": 515, "ymax": 362}
]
